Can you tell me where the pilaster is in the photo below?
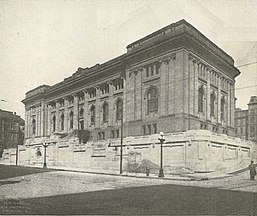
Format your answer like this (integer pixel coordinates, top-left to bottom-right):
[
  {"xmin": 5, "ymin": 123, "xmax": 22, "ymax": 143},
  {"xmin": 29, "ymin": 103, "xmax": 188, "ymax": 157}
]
[
  {"xmin": 73, "ymin": 95, "xmax": 79, "ymax": 130},
  {"xmin": 188, "ymin": 56, "xmax": 195, "ymax": 115},
  {"xmin": 122, "ymin": 75, "xmax": 127, "ymax": 135},
  {"xmin": 47, "ymin": 104, "xmax": 51, "ymax": 136},
  {"xmin": 83, "ymin": 91, "xmax": 89, "ymax": 130},
  {"xmin": 108, "ymin": 81, "xmax": 114, "ymax": 125},
  {"xmin": 194, "ymin": 60, "xmax": 198, "ymax": 116},
  {"xmin": 64, "ymin": 98, "xmax": 69, "ymax": 132},
  {"xmin": 41, "ymin": 101, "xmax": 45, "ymax": 136},
  {"xmin": 160, "ymin": 58, "xmax": 169, "ymax": 116},
  {"xmin": 227, "ymin": 80, "xmax": 231, "ymax": 126},
  {"xmin": 206, "ymin": 66, "xmax": 211, "ymax": 120},
  {"xmin": 168, "ymin": 56, "xmax": 176, "ymax": 115},
  {"xmin": 217, "ymin": 75, "xmax": 221, "ymax": 123},
  {"xmin": 25, "ymin": 109, "xmax": 28, "ymax": 138},
  {"xmin": 135, "ymin": 69, "xmax": 142, "ymax": 120},
  {"xmin": 55, "ymin": 101, "xmax": 60, "ymax": 132},
  {"xmin": 230, "ymin": 83, "xmax": 235, "ymax": 127},
  {"xmin": 95, "ymin": 87, "xmax": 100, "ymax": 128}
]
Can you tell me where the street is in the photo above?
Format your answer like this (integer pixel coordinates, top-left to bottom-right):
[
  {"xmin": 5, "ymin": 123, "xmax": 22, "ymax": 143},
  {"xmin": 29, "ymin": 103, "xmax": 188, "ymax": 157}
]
[{"xmin": 0, "ymin": 165, "xmax": 257, "ymax": 215}]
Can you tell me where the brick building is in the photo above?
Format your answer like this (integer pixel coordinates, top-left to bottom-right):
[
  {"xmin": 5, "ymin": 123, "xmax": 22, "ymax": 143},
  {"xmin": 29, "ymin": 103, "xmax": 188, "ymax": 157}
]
[
  {"xmin": 0, "ymin": 109, "xmax": 24, "ymax": 157},
  {"xmin": 13, "ymin": 19, "xmax": 251, "ymax": 172},
  {"xmin": 235, "ymin": 96, "xmax": 257, "ymax": 143}
]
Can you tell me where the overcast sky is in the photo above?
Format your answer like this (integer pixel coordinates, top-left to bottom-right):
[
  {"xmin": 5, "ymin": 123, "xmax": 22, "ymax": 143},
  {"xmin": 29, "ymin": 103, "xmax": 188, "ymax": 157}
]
[{"xmin": 0, "ymin": 0, "xmax": 257, "ymax": 119}]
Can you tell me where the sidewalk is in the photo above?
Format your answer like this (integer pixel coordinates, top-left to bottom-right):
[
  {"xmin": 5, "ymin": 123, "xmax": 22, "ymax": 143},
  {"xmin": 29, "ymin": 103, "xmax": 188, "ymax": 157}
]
[{"xmin": 20, "ymin": 163, "xmax": 233, "ymax": 181}]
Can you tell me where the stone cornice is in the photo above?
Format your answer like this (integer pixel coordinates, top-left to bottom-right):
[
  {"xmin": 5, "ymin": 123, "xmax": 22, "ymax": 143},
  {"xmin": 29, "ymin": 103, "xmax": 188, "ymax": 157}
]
[{"xmin": 127, "ymin": 19, "xmax": 235, "ymax": 67}]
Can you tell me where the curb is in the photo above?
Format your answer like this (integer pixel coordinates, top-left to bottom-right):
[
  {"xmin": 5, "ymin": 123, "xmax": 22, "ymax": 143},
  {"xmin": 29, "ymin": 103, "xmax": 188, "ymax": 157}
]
[{"xmin": 51, "ymin": 167, "xmax": 194, "ymax": 181}]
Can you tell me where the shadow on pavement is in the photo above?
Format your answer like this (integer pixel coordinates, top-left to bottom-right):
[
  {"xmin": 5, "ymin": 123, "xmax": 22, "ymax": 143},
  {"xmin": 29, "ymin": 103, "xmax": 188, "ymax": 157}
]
[
  {"xmin": 0, "ymin": 164, "xmax": 52, "ymax": 180},
  {"xmin": 1, "ymin": 183, "xmax": 256, "ymax": 215}
]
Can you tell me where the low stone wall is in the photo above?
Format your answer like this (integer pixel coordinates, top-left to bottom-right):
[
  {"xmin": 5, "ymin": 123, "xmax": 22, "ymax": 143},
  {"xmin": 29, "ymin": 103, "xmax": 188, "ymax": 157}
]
[{"xmin": 1, "ymin": 130, "xmax": 254, "ymax": 174}]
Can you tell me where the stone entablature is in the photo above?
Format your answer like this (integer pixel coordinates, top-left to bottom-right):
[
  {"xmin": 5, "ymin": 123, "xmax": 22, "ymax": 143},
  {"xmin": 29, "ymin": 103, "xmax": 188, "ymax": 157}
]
[{"xmin": 126, "ymin": 20, "xmax": 235, "ymax": 68}]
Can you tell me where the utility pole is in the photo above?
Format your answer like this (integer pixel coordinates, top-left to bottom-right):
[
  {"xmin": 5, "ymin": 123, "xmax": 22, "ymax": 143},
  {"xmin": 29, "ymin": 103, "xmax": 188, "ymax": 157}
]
[{"xmin": 120, "ymin": 106, "xmax": 123, "ymax": 174}]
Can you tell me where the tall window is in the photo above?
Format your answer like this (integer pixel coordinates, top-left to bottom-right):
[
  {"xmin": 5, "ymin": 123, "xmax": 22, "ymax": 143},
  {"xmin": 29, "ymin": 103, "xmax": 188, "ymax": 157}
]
[
  {"xmin": 210, "ymin": 92, "xmax": 216, "ymax": 117},
  {"xmin": 52, "ymin": 115, "xmax": 56, "ymax": 132},
  {"xmin": 221, "ymin": 97, "xmax": 225, "ymax": 121},
  {"xmin": 79, "ymin": 108, "xmax": 84, "ymax": 118},
  {"xmin": 116, "ymin": 99, "xmax": 123, "ymax": 121},
  {"xmin": 60, "ymin": 113, "xmax": 64, "ymax": 131},
  {"xmin": 69, "ymin": 111, "xmax": 73, "ymax": 129},
  {"xmin": 79, "ymin": 108, "xmax": 84, "ymax": 130},
  {"xmin": 102, "ymin": 102, "xmax": 109, "ymax": 123},
  {"xmin": 32, "ymin": 118, "xmax": 36, "ymax": 135},
  {"xmin": 90, "ymin": 105, "xmax": 95, "ymax": 125},
  {"xmin": 147, "ymin": 87, "xmax": 158, "ymax": 113},
  {"xmin": 198, "ymin": 86, "xmax": 204, "ymax": 113}
]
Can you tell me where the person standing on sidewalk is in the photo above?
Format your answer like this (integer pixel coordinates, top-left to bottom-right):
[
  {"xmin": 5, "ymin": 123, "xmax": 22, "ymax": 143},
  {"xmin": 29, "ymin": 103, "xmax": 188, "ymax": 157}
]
[{"xmin": 249, "ymin": 161, "xmax": 256, "ymax": 180}]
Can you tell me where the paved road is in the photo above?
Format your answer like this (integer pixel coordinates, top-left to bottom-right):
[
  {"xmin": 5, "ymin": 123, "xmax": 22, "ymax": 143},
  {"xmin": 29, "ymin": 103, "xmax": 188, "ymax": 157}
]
[{"xmin": 0, "ymin": 165, "xmax": 256, "ymax": 215}]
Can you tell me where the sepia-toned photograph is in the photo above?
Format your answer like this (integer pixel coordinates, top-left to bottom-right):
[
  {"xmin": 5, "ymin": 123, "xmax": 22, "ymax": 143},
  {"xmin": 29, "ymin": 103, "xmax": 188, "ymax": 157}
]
[{"xmin": 0, "ymin": 0, "xmax": 257, "ymax": 214}]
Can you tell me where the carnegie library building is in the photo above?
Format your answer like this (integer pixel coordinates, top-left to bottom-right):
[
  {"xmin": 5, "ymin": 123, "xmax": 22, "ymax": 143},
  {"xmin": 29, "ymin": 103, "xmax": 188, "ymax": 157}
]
[{"xmin": 2, "ymin": 20, "xmax": 255, "ymax": 173}]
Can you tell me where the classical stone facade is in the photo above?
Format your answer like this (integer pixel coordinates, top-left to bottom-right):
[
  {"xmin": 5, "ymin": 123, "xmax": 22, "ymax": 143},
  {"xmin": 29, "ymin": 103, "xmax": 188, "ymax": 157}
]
[
  {"xmin": 23, "ymin": 20, "xmax": 239, "ymax": 141},
  {"xmin": 7, "ymin": 19, "xmax": 250, "ymax": 172}
]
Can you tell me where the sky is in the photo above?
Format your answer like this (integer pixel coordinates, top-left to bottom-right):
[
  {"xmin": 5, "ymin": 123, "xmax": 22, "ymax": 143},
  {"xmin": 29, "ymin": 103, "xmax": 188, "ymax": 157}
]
[{"xmin": 0, "ymin": 0, "xmax": 257, "ymax": 119}]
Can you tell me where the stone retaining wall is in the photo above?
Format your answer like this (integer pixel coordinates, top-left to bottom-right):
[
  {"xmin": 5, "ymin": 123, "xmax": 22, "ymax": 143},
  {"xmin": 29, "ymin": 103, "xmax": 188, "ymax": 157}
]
[{"xmin": 1, "ymin": 130, "xmax": 254, "ymax": 174}]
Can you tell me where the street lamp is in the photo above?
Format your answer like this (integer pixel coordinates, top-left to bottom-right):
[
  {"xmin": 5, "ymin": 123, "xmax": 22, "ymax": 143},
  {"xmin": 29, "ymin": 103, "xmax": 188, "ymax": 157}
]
[
  {"xmin": 42, "ymin": 142, "xmax": 49, "ymax": 168},
  {"xmin": 158, "ymin": 132, "xmax": 165, "ymax": 178}
]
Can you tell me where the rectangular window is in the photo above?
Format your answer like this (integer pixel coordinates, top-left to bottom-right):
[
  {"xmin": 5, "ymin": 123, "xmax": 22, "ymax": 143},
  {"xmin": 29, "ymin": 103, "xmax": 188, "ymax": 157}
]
[
  {"xmin": 98, "ymin": 132, "xmax": 101, "ymax": 140},
  {"xmin": 143, "ymin": 126, "xmax": 146, "ymax": 135},
  {"xmin": 156, "ymin": 63, "xmax": 160, "ymax": 74},
  {"xmin": 153, "ymin": 123, "xmax": 157, "ymax": 134},
  {"xmin": 250, "ymin": 117, "xmax": 255, "ymax": 123},
  {"xmin": 148, "ymin": 125, "xmax": 151, "ymax": 135},
  {"xmin": 116, "ymin": 130, "xmax": 119, "ymax": 138},
  {"xmin": 250, "ymin": 126, "xmax": 255, "ymax": 133},
  {"xmin": 147, "ymin": 99, "xmax": 158, "ymax": 113},
  {"xmin": 111, "ymin": 130, "xmax": 115, "ymax": 139}
]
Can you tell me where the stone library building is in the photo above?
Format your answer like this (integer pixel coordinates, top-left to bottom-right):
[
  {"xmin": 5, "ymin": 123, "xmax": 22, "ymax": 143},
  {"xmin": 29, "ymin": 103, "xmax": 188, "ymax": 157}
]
[{"xmin": 2, "ymin": 19, "xmax": 254, "ymax": 173}]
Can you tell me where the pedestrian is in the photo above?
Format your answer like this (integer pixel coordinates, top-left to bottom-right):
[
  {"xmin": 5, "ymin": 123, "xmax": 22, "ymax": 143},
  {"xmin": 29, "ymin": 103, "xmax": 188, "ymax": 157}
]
[{"xmin": 249, "ymin": 161, "xmax": 256, "ymax": 180}]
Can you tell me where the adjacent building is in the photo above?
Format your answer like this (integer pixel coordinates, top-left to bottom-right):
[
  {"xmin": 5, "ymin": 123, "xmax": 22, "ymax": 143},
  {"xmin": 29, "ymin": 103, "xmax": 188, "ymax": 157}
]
[
  {"xmin": 0, "ymin": 109, "xmax": 24, "ymax": 157},
  {"xmin": 235, "ymin": 96, "xmax": 257, "ymax": 143},
  {"xmin": 3, "ymin": 19, "xmax": 252, "ymax": 172}
]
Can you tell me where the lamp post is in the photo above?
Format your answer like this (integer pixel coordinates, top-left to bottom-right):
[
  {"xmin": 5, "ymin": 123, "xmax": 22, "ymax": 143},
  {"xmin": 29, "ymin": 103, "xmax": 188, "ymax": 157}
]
[
  {"xmin": 42, "ymin": 142, "xmax": 49, "ymax": 168},
  {"xmin": 158, "ymin": 132, "xmax": 165, "ymax": 178}
]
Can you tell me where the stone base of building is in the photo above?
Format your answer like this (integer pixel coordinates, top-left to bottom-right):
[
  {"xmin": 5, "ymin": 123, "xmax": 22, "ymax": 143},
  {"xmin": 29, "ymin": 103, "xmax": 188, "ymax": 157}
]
[{"xmin": 1, "ymin": 130, "xmax": 254, "ymax": 174}]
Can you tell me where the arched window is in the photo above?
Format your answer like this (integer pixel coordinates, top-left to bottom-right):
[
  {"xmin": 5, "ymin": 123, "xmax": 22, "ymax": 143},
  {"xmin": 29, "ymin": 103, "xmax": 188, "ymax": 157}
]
[
  {"xmin": 102, "ymin": 102, "xmax": 108, "ymax": 123},
  {"xmin": 69, "ymin": 111, "xmax": 73, "ymax": 129},
  {"xmin": 147, "ymin": 87, "xmax": 158, "ymax": 113},
  {"xmin": 90, "ymin": 105, "xmax": 95, "ymax": 125},
  {"xmin": 52, "ymin": 115, "xmax": 56, "ymax": 132},
  {"xmin": 116, "ymin": 99, "xmax": 123, "ymax": 121},
  {"xmin": 60, "ymin": 113, "xmax": 64, "ymax": 131},
  {"xmin": 221, "ymin": 97, "xmax": 225, "ymax": 121},
  {"xmin": 210, "ymin": 92, "xmax": 216, "ymax": 117},
  {"xmin": 198, "ymin": 86, "xmax": 204, "ymax": 113},
  {"xmin": 32, "ymin": 118, "xmax": 36, "ymax": 135}
]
